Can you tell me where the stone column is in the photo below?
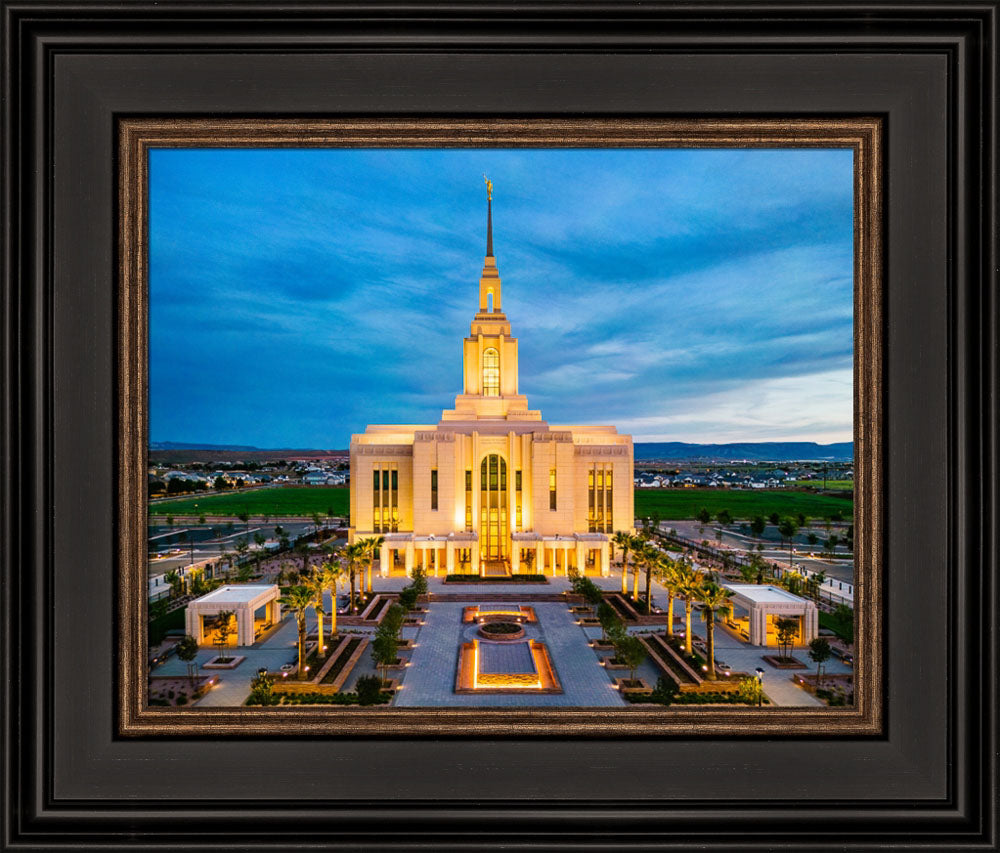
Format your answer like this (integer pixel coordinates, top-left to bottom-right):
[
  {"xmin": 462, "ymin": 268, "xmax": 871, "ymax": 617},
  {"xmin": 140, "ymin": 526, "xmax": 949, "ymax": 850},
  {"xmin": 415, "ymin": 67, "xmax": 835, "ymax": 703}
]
[
  {"xmin": 576, "ymin": 542, "xmax": 586, "ymax": 575},
  {"xmin": 534, "ymin": 541, "xmax": 541, "ymax": 576},
  {"xmin": 446, "ymin": 541, "xmax": 455, "ymax": 573},
  {"xmin": 404, "ymin": 542, "xmax": 414, "ymax": 577},
  {"xmin": 472, "ymin": 545, "xmax": 481, "ymax": 576},
  {"xmin": 185, "ymin": 607, "xmax": 200, "ymax": 644},
  {"xmin": 380, "ymin": 542, "xmax": 390, "ymax": 577},
  {"xmin": 238, "ymin": 604, "xmax": 253, "ymax": 646},
  {"xmin": 511, "ymin": 545, "xmax": 520, "ymax": 574},
  {"xmin": 600, "ymin": 541, "xmax": 610, "ymax": 577}
]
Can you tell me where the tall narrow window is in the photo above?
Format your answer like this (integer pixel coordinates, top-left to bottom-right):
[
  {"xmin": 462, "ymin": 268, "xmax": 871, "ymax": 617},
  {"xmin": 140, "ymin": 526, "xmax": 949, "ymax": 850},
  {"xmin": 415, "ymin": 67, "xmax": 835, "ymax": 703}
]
[
  {"xmin": 465, "ymin": 469, "xmax": 473, "ymax": 531},
  {"xmin": 549, "ymin": 468, "xmax": 557, "ymax": 511},
  {"xmin": 390, "ymin": 469, "xmax": 398, "ymax": 531},
  {"xmin": 430, "ymin": 469, "xmax": 438, "ymax": 511},
  {"xmin": 515, "ymin": 469, "xmax": 522, "ymax": 529},
  {"xmin": 482, "ymin": 347, "xmax": 500, "ymax": 396}
]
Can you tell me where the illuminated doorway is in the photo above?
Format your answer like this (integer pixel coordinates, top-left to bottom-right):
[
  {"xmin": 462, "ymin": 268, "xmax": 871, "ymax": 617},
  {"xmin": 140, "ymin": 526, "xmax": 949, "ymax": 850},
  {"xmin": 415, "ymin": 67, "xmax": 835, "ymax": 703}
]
[{"xmin": 479, "ymin": 454, "xmax": 508, "ymax": 562}]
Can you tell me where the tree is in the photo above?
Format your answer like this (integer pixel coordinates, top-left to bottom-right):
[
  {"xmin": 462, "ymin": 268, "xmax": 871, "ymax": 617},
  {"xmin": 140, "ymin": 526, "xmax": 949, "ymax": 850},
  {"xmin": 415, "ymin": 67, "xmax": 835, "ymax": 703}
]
[
  {"xmin": 213, "ymin": 475, "xmax": 229, "ymax": 491},
  {"xmin": 750, "ymin": 515, "xmax": 766, "ymax": 541},
  {"xmin": 768, "ymin": 512, "xmax": 780, "ymax": 526},
  {"xmin": 597, "ymin": 601, "xmax": 621, "ymax": 643},
  {"xmin": 372, "ymin": 629, "xmax": 398, "ymax": 686},
  {"xmin": 311, "ymin": 512, "xmax": 323, "ymax": 535},
  {"xmin": 655, "ymin": 555, "xmax": 681, "ymax": 636},
  {"xmin": 825, "ymin": 534, "xmax": 840, "ymax": 558},
  {"xmin": 580, "ymin": 577, "xmax": 604, "ymax": 615},
  {"xmin": 212, "ymin": 610, "xmax": 235, "ymax": 661},
  {"xmin": 343, "ymin": 542, "xmax": 366, "ymax": 612},
  {"xmin": 409, "ymin": 565, "xmax": 428, "ymax": 597},
  {"xmin": 612, "ymin": 531, "xmax": 633, "ymax": 596},
  {"xmin": 630, "ymin": 534, "xmax": 644, "ymax": 601},
  {"xmin": 294, "ymin": 539, "xmax": 312, "ymax": 576},
  {"xmin": 675, "ymin": 564, "xmax": 705, "ymax": 655},
  {"xmin": 716, "ymin": 509, "xmax": 733, "ymax": 540},
  {"xmin": 638, "ymin": 541, "xmax": 660, "ymax": 614},
  {"xmin": 373, "ymin": 603, "xmax": 405, "ymax": 685},
  {"xmin": 319, "ymin": 553, "xmax": 347, "ymax": 638},
  {"xmin": 305, "ymin": 569, "xmax": 329, "ymax": 651},
  {"xmin": 774, "ymin": 616, "xmax": 799, "ymax": 661},
  {"xmin": 614, "ymin": 633, "xmax": 648, "ymax": 684},
  {"xmin": 278, "ymin": 586, "xmax": 314, "ymax": 680},
  {"xmin": 797, "ymin": 512, "xmax": 808, "ymax": 529},
  {"xmin": 237, "ymin": 511, "xmax": 250, "ymax": 533},
  {"xmin": 358, "ymin": 535, "xmax": 385, "ymax": 595},
  {"xmin": 777, "ymin": 517, "xmax": 798, "ymax": 568},
  {"xmin": 176, "ymin": 634, "xmax": 198, "ymax": 685},
  {"xmin": 808, "ymin": 637, "xmax": 832, "ymax": 687},
  {"xmin": 253, "ymin": 531, "xmax": 267, "ymax": 573},
  {"xmin": 698, "ymin": 582, "xmax": 734, "ymax": 680},
  {"xmin": 164, "ymin": 570, "xmax": 183, "ymax": 600}
]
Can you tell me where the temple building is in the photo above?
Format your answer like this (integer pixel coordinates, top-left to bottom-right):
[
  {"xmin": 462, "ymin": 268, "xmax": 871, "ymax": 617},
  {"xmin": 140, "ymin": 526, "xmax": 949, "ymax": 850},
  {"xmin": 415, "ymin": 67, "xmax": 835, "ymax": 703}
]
[{"xmin": 349, "ymin": 179, "xmax": 634, "ymax": 577}]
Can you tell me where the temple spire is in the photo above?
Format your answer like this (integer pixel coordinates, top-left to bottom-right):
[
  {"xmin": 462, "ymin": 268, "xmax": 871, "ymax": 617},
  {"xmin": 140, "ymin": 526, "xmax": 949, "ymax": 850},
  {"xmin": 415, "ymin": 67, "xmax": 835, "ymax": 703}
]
[{"xmin": 484, "ymin": 174, "xmax": 494, "ymax": 257}]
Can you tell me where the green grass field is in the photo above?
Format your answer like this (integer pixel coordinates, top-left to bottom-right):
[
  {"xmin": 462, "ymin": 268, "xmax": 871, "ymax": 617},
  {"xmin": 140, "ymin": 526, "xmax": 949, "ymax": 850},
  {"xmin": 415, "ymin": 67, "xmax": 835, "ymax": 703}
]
[
  {"xmin": 150, "ymin": 485, "xmax": 852, "ymax": 522},
  {"xmin": 794, "ymin": 479, "xmax": 855, "ymax": 491},
  {"xmin": 634, "ymin": 489, "xmax": 852, "ymax": 521},
  {"xmin": 149, "ymin": 487, "xmax": 350, "ymax": 518}
]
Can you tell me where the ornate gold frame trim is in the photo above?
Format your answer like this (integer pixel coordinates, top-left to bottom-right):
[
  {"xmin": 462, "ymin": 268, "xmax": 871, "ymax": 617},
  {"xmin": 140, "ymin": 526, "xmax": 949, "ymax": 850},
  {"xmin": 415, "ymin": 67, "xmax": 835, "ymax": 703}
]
[{"xmin": 119, "ymin": 118, "xmax": 882, "ymax": 736}]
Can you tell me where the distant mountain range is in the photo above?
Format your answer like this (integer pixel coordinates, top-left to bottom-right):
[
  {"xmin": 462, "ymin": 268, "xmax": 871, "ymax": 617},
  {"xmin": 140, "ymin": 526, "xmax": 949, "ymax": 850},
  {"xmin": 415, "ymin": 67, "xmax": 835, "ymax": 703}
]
[
  {"xmin": 633, "ymin": 441, "xmax": 853, "ymax": 462},
  {"xmin": 151, "ymin": 440, "xmax": 852, "ymax": 463}
]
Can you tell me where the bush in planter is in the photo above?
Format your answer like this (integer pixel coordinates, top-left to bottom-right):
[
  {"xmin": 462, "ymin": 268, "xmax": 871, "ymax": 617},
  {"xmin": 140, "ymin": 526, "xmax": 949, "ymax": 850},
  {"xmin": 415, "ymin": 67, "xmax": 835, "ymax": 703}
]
[
  {"xmin": 597, "ymin": 601, "xmax": 622, "ymax": 643},
  {"xmin": 355, "ymin": 674, "xmax": 383, "ymax": 706},
  {"xmin": 397, "ymin": 586, "xmax": 419, "ymax": 612}
]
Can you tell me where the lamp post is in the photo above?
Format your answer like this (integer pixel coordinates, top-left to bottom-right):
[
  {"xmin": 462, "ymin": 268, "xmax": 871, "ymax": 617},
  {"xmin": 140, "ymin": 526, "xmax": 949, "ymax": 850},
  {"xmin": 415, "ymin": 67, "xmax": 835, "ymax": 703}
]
[{"xmin": 755, "ymin": 667, "xmax": 765, "ymax": 707}]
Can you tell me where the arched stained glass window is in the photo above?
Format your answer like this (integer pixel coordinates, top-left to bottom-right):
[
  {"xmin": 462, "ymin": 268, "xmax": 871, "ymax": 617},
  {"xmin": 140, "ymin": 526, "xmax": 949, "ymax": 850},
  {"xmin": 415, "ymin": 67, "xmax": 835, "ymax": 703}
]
[{"xmin": 482, "ymin": 347, "xmax": 500, "ymax": 396}]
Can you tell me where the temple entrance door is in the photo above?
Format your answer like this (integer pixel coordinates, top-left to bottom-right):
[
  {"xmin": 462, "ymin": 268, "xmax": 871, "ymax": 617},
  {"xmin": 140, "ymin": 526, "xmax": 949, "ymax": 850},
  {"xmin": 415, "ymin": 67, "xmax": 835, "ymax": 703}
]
[{"xmin": 479, "ymin": 454, "xmax": 508, "ymax": 565}]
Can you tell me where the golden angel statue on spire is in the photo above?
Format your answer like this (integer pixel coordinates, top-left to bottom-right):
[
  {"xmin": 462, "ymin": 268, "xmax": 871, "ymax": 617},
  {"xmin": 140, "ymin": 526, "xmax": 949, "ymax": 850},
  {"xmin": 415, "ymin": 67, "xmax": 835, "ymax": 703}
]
[{"xmin": 484, "ymin": 174, "xmax": 493, "ymax": 200}]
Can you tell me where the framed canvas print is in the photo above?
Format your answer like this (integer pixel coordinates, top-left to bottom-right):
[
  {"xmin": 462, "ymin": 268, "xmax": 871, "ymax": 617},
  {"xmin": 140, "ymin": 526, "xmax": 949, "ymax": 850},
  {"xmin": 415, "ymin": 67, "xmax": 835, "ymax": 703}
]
[
  {"xmin": 119, "ymin": 118, "xmax": 881, "ymax": 736},
  {"xmin": 2, "ymin": 1, "xmax": 997, "ymax": 851}
]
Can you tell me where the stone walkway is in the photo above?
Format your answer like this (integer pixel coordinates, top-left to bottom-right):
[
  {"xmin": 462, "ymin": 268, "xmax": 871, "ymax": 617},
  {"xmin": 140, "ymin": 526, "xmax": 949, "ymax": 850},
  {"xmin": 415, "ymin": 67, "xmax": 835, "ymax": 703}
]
[
  {"xmin": 395, "ymin": 601, "xmax": 626, "ymax": 707},
  {"xmin": 150, "ymin": 569, "xmax": 852, "ymax": 708}
]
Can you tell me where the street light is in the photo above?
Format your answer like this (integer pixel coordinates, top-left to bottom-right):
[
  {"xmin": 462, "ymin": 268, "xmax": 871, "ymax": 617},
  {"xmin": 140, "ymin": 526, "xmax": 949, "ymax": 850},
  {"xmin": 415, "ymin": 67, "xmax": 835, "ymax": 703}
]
[{"xmin": 755, "ymin": 667, "xmax": 765, "ymax": 707}]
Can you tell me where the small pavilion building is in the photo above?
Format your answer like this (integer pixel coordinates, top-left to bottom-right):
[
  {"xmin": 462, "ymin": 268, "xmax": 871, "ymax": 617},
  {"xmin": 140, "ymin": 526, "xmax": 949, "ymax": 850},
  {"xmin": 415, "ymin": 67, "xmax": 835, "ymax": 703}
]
[
  {"xmin": 722, "ymin": 583, "xmax": 819, "ymax": 647},
  {"xmin": 184, "ymin": 584, "xmax": 281, "ymax": 647},
  {"xmin": 349, "ymin": 179, "xmax": 634, "ymax": 577}
]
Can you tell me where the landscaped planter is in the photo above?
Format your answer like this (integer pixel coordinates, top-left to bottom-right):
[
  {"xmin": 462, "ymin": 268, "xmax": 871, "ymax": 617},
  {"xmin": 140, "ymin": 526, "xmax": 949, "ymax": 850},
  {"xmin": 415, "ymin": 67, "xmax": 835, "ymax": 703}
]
[
  {"xmin": 603, "ymin": 658, "xmax": 629, "ymax": 670},
  {"xmin": 202, "ymin": 655, "xmax": 246, "ymax": 670},
  {"xmin": 589, "ymin": 640, "xmax": 614, "ymax": 651},
  {"xmin": 614, "ymin": 677, "xmax": 653, "ymax": 695},
  {"xmin": 762, "ymin": 655, "xmax": 807, "ymax": 669},
  {"xmin": 478, "ymin": 621, "xmax": 526, "ymax": 641}
]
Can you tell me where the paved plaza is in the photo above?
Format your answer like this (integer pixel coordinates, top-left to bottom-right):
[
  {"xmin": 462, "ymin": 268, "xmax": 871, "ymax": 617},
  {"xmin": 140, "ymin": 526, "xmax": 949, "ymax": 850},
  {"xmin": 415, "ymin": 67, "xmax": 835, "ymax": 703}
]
[
  {"xmin": 151, "ymin": 568, "xmax": 851, "ymax": 708},
  {"xmin": 395, "ymin": 601, "xmax": 626, "ymax": 707}
]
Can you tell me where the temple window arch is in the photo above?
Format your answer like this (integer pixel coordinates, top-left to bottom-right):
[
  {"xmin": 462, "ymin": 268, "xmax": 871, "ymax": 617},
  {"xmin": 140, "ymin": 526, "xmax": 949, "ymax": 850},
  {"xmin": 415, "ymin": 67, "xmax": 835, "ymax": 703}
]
[{"xmin": 482, "ymin": 347, "xmax": 500, "ymax": 396}]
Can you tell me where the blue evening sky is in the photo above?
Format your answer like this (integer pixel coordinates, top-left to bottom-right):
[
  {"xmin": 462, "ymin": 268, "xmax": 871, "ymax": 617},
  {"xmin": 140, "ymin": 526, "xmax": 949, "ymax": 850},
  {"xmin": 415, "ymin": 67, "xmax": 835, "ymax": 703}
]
[{"xmin": 149, "ymin": 148, "xmax": 854, "ymax": 449}]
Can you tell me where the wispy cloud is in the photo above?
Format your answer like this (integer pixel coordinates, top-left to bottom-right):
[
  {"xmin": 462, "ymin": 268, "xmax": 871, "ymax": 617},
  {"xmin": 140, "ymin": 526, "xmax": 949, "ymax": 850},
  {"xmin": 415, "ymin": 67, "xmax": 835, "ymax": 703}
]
[{"xmin": 149, "ymin": 148, "xmax": 854, "ymax": 447}]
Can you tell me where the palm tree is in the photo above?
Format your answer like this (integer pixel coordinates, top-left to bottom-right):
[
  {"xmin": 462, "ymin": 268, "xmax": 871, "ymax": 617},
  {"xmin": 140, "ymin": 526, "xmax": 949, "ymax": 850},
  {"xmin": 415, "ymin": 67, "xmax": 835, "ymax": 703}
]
[
  {"xmin": 698, "ymin": 581, "xmax": 734, "ymax": 680},
  {"xmin": 360, "ymin": 534, "xmax": 385, "ymax": 596},
  {"xmin": 320, "ymin": 553, "xmax": 348, "ymax": 638},
  {"xmin": 279, "ymin": 585, "xmax": 314, "ymax": 680},
  {"xmin": 344, "ymin": 542, "xmax": 366, "ymax": 613},
  {"xmin": 674, "ymin": 563, "xmax": 705, "ymax": 655},
  {"xmin": 655, "ymin": 555, "xmax": 681, "ymax": 636},
  {"xmin": 294, "ymin": 539, "xmax": 312, "ymax": 576},
  {"xmin": 630, "ymin": 534, "xmax": 645, "ymax": 601},
  {"xmin": 778, "ymin": 517, "xmax": 798, "ymax": 569},
  {"xmin": 639, "ymin": 541, "xmax": 659, "ymax": 614},
  {"xmin": 305, "ymin": 570, "xmax": 328, "ymax": 652},
  {"xmin": 612, "ymin": 531, "xmax": 632, "ymax": 595}
]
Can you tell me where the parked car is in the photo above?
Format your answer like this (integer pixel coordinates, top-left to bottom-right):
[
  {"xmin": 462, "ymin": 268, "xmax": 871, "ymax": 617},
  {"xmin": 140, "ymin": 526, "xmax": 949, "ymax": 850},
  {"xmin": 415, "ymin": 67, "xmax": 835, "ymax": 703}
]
[{"xmin": 831, "ymin": 647, "xmax": 854, "ymax": 665}]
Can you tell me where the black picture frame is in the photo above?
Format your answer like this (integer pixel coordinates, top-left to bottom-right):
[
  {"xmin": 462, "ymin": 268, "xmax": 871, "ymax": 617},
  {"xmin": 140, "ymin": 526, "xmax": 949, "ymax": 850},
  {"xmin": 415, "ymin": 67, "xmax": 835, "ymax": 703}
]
[{"xmin": 1, "ymin": 2, "xmax": 996, "ymax": 850}]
